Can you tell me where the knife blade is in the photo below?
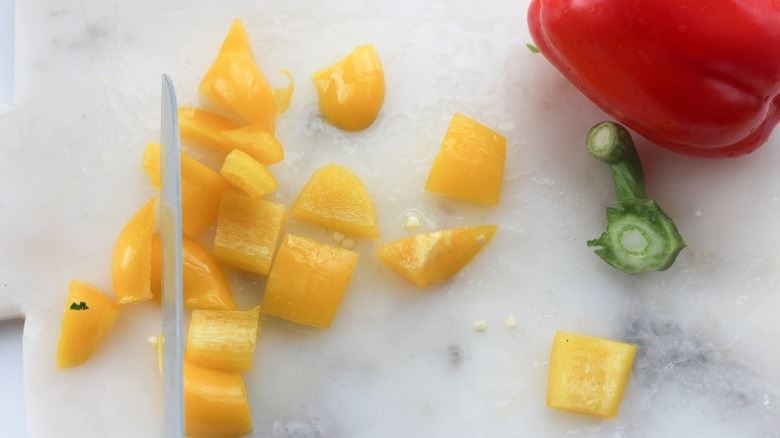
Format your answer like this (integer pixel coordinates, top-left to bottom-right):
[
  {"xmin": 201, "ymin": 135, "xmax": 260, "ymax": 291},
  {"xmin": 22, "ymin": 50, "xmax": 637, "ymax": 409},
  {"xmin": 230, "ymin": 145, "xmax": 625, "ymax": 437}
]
[{"xmin": 160, "ymin": 73, "xmax": 184, "ymax": 437}]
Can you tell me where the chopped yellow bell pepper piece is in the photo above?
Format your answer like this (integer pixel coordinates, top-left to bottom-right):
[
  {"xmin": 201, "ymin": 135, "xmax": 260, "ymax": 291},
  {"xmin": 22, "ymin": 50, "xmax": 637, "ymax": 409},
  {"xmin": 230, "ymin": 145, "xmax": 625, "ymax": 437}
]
[
  {"xmin": 272, "ymin": 68, "xmax": 295, "ymax": 114},
  {"xmin": 184, "ymin": 360, "xmax": 252, "ymax": 438},
  {"xmin": 220, "ymin": 149, "xmax": 278, "ymax": 198},
  {"xmin": 290, "ymin": 163, "xmax": 380, "ymax": 239},
  {"xmin": 547, "ymin": 331, "xmax": 637, "ymax": 418},
  {"xmin": 143, "ymin": 143, "xmax": 228, "ymax": 238},
  {"xmin": 199, "ymin": 19, "xmax": 277, "ymax": 133},
  {"xmin": 425, "ymin": 113, "xmax": 507, "ymax": 206},
  {"xmin": 150, "ymin": 233, "xmax": 236, "ymax": 310},
  {"xmin": 56, "ymin": 280, "xmax": 120, "ymax": 368},
  {"xmin": 376, "ymin": 225, "xmax": 497, "ymax": 288},
  {"xmin": 186, "ymin": 306, "xmax": 261, "ymax": 371},
  {"xmin": 213, "ymin": 190, "xmax": 286, "ymax": 275},
  {"xmin": 111, "ymin": 198, "xmax": 156, "ymax": 304},
  {"xmin": 313, "ymin": 44, "xmax": 385, "ymax": 131},
  {"xmin": 262, "ymin": 234, "xmax": 359, "ymax": 328},
  {"xmin": 178, "ymin": 107, "xmax": 284, "ymax": 165}
]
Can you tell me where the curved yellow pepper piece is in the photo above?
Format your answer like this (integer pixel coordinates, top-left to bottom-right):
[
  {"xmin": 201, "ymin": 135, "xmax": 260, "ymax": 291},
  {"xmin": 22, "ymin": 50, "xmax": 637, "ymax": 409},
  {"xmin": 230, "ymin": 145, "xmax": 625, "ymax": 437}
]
[
  {"xmin": 56, "ymin": 280, "xmax": 120, "ymax": 368},
  {"xmin": 312, "ymin": 44, "xmax": 385, "ymax": 131},
  {"xmin": 185, "ymin": 360, "xmax": 253, "ymax": 437},
  {"xmin": 111, "ymin": 198, "xmax": 156, "ymax": 304},
  {"xmin": 220, "ymin": 149, "xmax": 278, "ymax": 198},
  {"xmin": 199, "ymin": 19, "xmax": 277, "ymax": 133},
  {"xmin": 178, "ymin": 107, "xmax": 284, "ymax": 165},
  {"xmin": 150, "ymin": 233, "xmax": 237, "ymax": 310},
  {"xmin": 376, "ymin": 225, "xmax": 498, "ymax": 288},
  {"xmin": 290, "ymin": 163, "xmax": 380, "ymax": 239},
  {"xmin": 425, "ymin": 113, "xmax": 507, "ymax": 206},
  {"xmin": 142, "ymin": 143, "xmax": 228, "ymax": 238},
  {"xmin": 273, "ymin": 68, "xmax": 295, "ymax": 114}
]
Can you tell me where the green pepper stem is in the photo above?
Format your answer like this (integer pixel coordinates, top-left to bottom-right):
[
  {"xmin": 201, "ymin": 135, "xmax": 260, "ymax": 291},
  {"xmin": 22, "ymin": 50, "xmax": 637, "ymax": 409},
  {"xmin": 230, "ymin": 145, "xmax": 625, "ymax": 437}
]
[
  {"xmin": 586, "ymin": 121, "xmax": 646, "ymax": 200},
  {"xmin": 587, "ymin": 199, "xmax": 686, "ymax": 274},
  {"xmin": 586, "ymin": 122, "xmax": 685, "ymax": 274}
]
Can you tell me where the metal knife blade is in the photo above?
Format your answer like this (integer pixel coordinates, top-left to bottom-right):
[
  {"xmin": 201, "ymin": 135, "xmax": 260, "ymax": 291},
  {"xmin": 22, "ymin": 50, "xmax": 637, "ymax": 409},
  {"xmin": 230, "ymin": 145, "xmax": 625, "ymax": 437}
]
[{"xmin": 160, "ymin": 73, "xmax": 184, "ymax": 437}]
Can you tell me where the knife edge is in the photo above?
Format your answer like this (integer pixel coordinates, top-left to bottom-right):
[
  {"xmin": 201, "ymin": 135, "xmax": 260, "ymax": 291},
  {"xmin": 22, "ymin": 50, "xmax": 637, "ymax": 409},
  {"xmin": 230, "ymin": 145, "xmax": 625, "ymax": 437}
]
[{"xmin": 160, "ymin": 73, "xmax": 185, "ymax": 438}]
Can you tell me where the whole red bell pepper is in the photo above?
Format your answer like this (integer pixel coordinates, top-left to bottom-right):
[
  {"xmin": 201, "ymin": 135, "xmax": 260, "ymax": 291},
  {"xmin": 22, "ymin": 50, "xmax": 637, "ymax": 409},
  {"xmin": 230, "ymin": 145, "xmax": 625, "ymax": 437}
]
[{"xmin": 527, "ymin": 0, "xmax": 780, "ymax": 158}]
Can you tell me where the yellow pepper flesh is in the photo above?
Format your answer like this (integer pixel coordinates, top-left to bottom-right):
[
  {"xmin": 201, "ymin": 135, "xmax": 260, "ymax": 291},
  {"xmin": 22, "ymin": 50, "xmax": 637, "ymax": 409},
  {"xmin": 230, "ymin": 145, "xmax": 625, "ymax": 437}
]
[
  {"xmin": 178, "ymin": 107, "xmax": 285, "ymax": 165},
  {"xmin": 199, "ymin": 19, "xmax": 277, "ymax": 133},
  {"xmin": 547, "ymin": 331, "xmax": 637, "ymax": 418},
  {"xmin": 262, "ymin": 234, "xmax": 359, "ymax": 329},
  {"xmin": 312, "ymin": 44, "xmax": 385, "ymax": 131},
  {"xmin": 425, "ymin": 113, "xmax": 507, "ymax": 206},
  {"xmin": 272, "ymin": 68, "xmax": 295, "ymax": 114},
  {"xmin": 220, "ymin": 149, "xmax": 278, "ymax": 198},
  {"xmin": 213, "ymin": 190, "xmax": 286, "ymax": 275},
  {"xmin": 184, "ymin": 360, "xmax": 253, "ymax": 438},
  {"xmin": 186, "ymin": 306, "xmax": 261, "ymax": 371},
  {"xmin": 150, "ymin": 233, "xmax": 237, "ymax": 310},
  {"xmin": 143, "ymin": 143, "xmax": 228, "ymax": 238},
  {"xmin": 111, "ymin": 198, "xmax": 156, "ymax": 304},
  {"xmin": 376, "ymin": 225, "xmax": 498, "ymax": 288},
  {"xmin": 290, "ymin": 163, "xmax": 380, "ymax": 239},
  {"xmin": 56, "ymin": 280, "xmax": 120, "ymax": 368}
]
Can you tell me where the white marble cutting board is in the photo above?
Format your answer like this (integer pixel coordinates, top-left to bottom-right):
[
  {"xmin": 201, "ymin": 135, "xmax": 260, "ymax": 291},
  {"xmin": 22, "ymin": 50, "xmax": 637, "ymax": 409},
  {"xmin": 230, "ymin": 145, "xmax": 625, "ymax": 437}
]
[{"xmin": 1, "ymin": 0, "xmax": 780, "ymax": 437}]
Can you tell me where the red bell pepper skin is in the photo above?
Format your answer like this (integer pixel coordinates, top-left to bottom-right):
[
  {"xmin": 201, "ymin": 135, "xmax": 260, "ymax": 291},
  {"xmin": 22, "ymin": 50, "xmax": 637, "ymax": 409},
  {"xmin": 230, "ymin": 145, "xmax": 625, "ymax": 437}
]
[{"xmin": 528, "ymin": 0, "xmax": 780, "ymax": 158}]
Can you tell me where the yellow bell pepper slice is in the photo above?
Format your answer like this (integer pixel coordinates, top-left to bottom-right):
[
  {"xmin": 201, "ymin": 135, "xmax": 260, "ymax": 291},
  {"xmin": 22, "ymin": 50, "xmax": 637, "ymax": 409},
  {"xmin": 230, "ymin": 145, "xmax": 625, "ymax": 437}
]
[
  {"xmin": 220, "ymin": 149, "xmax": 278, "ymax": 198},
  {"xmin": 184, "ymin": 360, "xmax": 252, "ymax": 438},
  {"xmin": 178, "ymin": 107, "xmax": 284, "ymax": 165},
  {"xmin": 273, "ymin": 68, "xmax": 294, "ymax": 114},
  {"xmin": 56, "ymin": 280, "xmax": 120, "ymax": 368},
  {"xmin": 199, "ymin": 19, "xmax": 277, "ymax": 133},
  {"xmin": 186, "ymin": 306, "xmax": 261, "ymax": 371},
  {"xmin": 150, "ymin": 233, "xmax": 236, "ymax": 310},
  {"xmin": 312, "ymin": 44, "xmax": 385, "ymax": 131},
  {"xmin": 425, "ymin": 113, "xmax": 507, "ymax": 206},
  {"xmin": 261, "ymin": 234, "xmax": 359, "ymax": 329},
  {"xmin": 290, "ymin": 163, "xmax": 380, "ymax": 239},
  {"xmin": 376, "ymin": 225, "xmax": 497, "ymax": 288},
  {"xmin": 111, "ymin": 198, "xmax": 156, "ymax": 304},
  {"xmin": 213, "ymin": 190, "xmax": 286, "ymax": 275},
  {"xmin": 142, "ymin": 143, "xmax": 228, "ymax": 238},
  {"xmin": 547, "ymin": 331, "xmax": 637, "ymax": 418}
]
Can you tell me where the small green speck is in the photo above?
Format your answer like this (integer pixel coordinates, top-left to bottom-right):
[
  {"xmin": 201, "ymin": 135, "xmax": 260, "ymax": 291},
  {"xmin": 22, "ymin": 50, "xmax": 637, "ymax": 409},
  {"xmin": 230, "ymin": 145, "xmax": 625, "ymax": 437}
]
[{"xmin": 70, "ymin": 301, "xmax": 89, "ymax": 310}]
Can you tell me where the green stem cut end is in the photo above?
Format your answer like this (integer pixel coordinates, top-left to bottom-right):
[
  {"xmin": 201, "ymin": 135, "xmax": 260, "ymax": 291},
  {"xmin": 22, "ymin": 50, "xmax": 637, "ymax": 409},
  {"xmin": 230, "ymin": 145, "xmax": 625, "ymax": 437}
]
[{"xmin": 587, "ymin": 199, "xmax": 686, "ymax": 274}]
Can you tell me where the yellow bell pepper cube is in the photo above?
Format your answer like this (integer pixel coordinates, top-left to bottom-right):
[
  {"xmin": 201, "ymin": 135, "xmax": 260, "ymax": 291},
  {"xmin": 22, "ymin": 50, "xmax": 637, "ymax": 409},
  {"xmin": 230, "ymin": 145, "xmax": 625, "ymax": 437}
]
[
  {"xmin": 547, "ymin": 331, "xmax": 637, "ymax": 418},
  {"xmin": 199, "ymin": 19, "xmax": 277, "ymax": 133},
  {"xmin": 220, "ymin": 149, "xmax": 278, "ymax": 198},
  {"xmin": 213, "ymin": 190, "xmax": 286, "ymax": 275},
  {"xmin": 262, "ymin": 234, "xmax": 359, "ymax": 328},
  {"xmin": 143, "ymin": 143, "xmax": 228, "ymax": 238},
  {"xmin": 56, "ymin": 280, "xmax": 120, "ymax": 368},
  {"xmin": 186, "ymin": 306, "xmax": 261, "ymax": 371},
  {"xmin": 184, "ymin": 360, "xmax": 252, "ymax": 438},
  {"xmin": 178, "ymin": 107, "xmax": 284, "ymax": 165},
  {"xmin": 290, "ymin": 163, "xmax": 380, "ymax": 239},
  {"xmin": 376, "ymin": 225, "xmax": 497, "ymax": 288},
  {"xmin": 150, "ymin": 233, "xmax": 236, "ymax": 310},
  {"xmin": 111, "ymin": 198, "xmax": 156, "ymax": 304},
  {"xmin": 312, "ymin": 44, "xmax": 385, "ymax": 131},
  {"xmin": 425, "ymin": 113, "xmax": 507, "ymax": 206}
]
